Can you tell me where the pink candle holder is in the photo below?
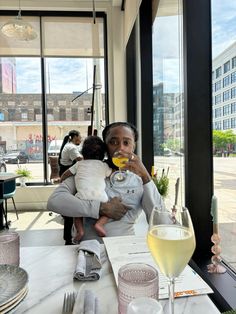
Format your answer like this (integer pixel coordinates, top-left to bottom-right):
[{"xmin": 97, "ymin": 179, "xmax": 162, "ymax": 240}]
[{"xmin": 207, "ymin": 225, "xmax": 226, "ymax": 274}]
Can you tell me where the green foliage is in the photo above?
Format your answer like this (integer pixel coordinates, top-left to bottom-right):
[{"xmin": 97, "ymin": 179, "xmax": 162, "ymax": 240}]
[
  {"xmin": 152, "ymin": 170, "xmax": 169, "ymax": 197},
  {"xmin": 213, "ymin": 130, "xmax": 236, "ymax": 151},
  {"xmin": 15, "ymin": 167, "xmax": 32, "ymax": 178},
  {"xmin": 164, "ymin": 138, "xmax": 181, "ymax": 152}
]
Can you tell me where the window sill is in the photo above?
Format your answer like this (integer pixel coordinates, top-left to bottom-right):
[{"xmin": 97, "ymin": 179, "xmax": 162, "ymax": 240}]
[{"xmin": 190, "ymin": 258, "xmax": 236, "ymax": 312}]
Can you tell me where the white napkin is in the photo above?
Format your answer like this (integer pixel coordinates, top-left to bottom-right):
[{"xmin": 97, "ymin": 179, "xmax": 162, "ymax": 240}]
[
  {"xmin": 72, "ymin": 286, "xmax": 100, "ymax": 314},
  {"xmin": 74, "ymin": 240, "xmax": 102, "ymax": 281}
]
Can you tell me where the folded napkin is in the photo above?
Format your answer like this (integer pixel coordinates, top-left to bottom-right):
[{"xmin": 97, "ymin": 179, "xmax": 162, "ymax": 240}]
[
  {"xmin": 74, "ymin": 240, "xmax": 102, "ymax": 281},
  {"xmin": 72, "ymin": 287, "xmax": 100, "ymax": 314}
]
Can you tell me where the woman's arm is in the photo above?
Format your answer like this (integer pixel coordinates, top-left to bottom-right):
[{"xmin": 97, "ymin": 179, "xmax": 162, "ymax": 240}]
[
  {"xmin": 120, "ymin": 152, "xmax": 165, "ymax": 220},
  {"xmin": 142, "ymin": 180, "xmax": 165, "ymax": 222},
  {"xmin": 60, "ymin": 169, "xmax": 73, "ymax": 181},
  {"xmin": 47, "ymin": 176, "xmax": 129, "ymax": 219}
]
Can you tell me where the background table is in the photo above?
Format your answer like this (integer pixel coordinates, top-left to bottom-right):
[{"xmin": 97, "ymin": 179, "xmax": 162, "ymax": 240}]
[{"xmin": 10, "ymin": 245, "xmax": 221, "ymax": 314}]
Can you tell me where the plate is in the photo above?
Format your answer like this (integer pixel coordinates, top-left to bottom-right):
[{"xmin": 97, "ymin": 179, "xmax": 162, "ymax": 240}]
[
  {"xmin": 0, "ymin": 265, "xmax": 28, "ymax": 307},
  {"xmin": 0, "ymin": 286, "xmax": 28, "ymax": 313}
]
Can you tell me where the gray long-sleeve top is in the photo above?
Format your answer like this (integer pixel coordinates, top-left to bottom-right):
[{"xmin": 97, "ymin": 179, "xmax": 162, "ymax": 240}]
[{"xmin": 47, "ymin": 172, "xmax": 164, "ymax": 240}]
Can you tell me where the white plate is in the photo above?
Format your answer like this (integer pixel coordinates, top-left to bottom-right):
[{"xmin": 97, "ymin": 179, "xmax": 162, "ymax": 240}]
[
  {"xmin": 0, "ymin": 265, "xmax": 28, "ymax": 307},
  {"xmin": 0, "ymin": 286, "xmax": 28, "ymax": 313}
]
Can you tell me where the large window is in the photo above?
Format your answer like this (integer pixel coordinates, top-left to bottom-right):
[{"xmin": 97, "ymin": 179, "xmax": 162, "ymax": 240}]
[
  {"xmin": 152, "ymin": 1, "xmax": 184, "ymax": 210},
  {"xmin": 140, "ymin": 0, "xmax": 236, "ymax": 309},
  {"xmin": 0, "ymin": 13, "xmax": 107, "ymax": 183},
  {"xmin": 212, "ymin": 0, "xmax": 236, "ymax": 273}
]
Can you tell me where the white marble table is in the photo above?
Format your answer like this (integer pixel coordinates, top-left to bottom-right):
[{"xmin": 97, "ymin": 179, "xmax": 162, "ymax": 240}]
[{"xmin": 12, "ymin": 245, "xmax": 220, "ymax": 314}]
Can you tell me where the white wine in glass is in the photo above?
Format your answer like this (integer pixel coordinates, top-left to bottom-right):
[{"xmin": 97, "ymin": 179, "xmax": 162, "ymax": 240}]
[
  {"xmin": 147, "ymin": 207, "xmax": 196, "ymax": 314},
  {"xmin": 111, "ymin": 152, "xmax": 129, "ymax": 183}
]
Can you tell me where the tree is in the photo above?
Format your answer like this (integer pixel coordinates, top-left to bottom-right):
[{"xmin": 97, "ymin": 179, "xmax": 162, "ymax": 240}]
[
  {"xmin": 213, "ymin": 130, "xmax": 236, "ymax": 153},
  {"xmin": 163, "ymin": 138, "xmax": 181, "ymax": 152}
]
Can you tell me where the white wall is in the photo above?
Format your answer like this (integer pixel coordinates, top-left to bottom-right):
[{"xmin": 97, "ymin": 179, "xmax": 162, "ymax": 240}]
[{"xmin": 7, "ymin": 185, "xmax": 56, "ymax": 211}]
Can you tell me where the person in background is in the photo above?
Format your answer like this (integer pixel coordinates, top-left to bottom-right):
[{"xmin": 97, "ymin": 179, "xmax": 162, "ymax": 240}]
[
  {"xmin": 58, "ymin": 130, "xmax": 82, "ymax": 176},
  {"xmin": 61, "ymin": 135, "xmax": 112, "ymax": 243},
  {"xmin": 48, "ymin": 122, "xmax": 165, "ymax": 242},
  {"xmin": 58, "ymin": 129, "xmax": 83, "ymax": 245}
]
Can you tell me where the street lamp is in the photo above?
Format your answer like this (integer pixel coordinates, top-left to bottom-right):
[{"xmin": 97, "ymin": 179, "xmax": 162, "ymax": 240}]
[{"xmin": 72, "ymin": 65, "xmax": 102, "ymax": 136}]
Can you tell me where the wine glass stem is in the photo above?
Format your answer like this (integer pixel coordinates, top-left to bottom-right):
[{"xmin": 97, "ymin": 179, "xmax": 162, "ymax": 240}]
[{"xmin": 168, "ymin": 278, "xmax": 175, "ymax": 314}]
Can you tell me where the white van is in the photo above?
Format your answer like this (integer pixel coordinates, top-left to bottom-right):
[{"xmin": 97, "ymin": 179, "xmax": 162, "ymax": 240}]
[{"xmin": 48, "ymin": 140, "xmax": 63, "ymax": 157}]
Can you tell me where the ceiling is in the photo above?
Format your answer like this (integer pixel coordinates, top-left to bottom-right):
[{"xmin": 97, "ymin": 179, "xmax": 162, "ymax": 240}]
[{"xmin": 0, "ymin": 0, "xmax": 124, "ymax": 10}]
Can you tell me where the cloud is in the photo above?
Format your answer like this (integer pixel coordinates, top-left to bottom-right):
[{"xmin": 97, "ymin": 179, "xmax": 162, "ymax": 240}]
[
  {"xmin": 14, "ymin": 3, "xmax": 236, "ymax": 94},
  {"xmin": 153, "ymin": 16, "xmax": 181, "ymax": 93},
  {"xmin": 16, "ymin": 57, "xmax": 104, "ymax": 94},
  {"xmin": 16, "ymin": 58, "xmax": 41, "ymax": 93},
  {"xmin": 212, "ymin": 0, "xmax": 236, "ymax": 58}
]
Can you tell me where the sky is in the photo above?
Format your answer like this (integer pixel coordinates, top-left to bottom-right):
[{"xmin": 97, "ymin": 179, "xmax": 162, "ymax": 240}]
[
  {"xmin": 211, "ymin": 0, "xmax": 236, "ymax": 58},
  {"xmin": 14, "ymin": 1, "xmax": 236, "ymax": 94},
  {"xmin": 16, "ymin": 58, "xmax": 104, "ymax": 94},
  {"xmin": 152, "ymin": 0, "xmax": 236, "ymax": 93}
]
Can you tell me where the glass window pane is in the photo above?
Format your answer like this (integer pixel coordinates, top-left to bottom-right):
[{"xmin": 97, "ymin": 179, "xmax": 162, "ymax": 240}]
[
  {"xmin": 0, "ymin": 57, "xmax": 43, "ymax": 183},
  {"xmin": 0, "ymin": 13, "xmax": 107, "ymax": 184},
  {"xmin": 212, "ymin": 1, "xmax": 236, "ymax": 272},
  {"xmin": 45, "ymin": 57, "xmax": 105, "ymax": 180},
  {"xmin": 152, "ymin": 0, "xmax": 184, "ymax": 209}
]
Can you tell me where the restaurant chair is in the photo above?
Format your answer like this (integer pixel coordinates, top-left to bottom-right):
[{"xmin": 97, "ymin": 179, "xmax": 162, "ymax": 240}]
[
  {"xmin": 49, "ymin": 156, "xmax": 60, "ymax": 184},
  {"xmin": 1, "ymin": 179, "xmax": 18, "ymax": 228}
]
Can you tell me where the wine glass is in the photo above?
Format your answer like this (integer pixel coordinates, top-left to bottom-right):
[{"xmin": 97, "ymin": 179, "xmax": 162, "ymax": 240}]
[
  {"xmin": 147, "ymin": 206, "xmax": 196, "ymax": 314},
  {"xmin": 111, "ymin": 151, "xmax": 129, "ymax": 183}
]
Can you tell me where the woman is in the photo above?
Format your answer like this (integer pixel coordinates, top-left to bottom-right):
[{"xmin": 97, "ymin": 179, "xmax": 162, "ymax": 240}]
[
  {"xmin": 47, "ymin": 122, "xmax": 164, "ymax": 242},
  {"xmin": 58, "ymin": 129, "xmax": 82, "ymax": 244},
  {"xmin": 58, "ymin": 130, "xmax": 82, "ymax": 176}
]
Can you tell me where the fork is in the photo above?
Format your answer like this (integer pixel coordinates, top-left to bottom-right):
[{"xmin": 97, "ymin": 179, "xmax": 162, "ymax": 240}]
[{"xmin": 62, "ymin": 292, "xmax": 76, "ymax": 313}]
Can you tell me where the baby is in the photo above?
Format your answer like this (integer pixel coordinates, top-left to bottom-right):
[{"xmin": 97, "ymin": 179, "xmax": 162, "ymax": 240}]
[{"xmin": 60, "ymin": 135, "xmax": 112, "ymax": 243}]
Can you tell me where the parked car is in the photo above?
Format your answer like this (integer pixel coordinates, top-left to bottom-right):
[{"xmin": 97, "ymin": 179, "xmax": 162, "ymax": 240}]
[
  {"xmin": 163, "ymin": 148, "xmax": 173, "ymax": 157},
  {"xmin": 0, "ymin": 158, "xmax": 7, "ymax": 172},
  {"xmin": 48, "ymin": 140, "xmax": 63, "ymax": 157},
  {"xmin": 3, "ymin": 151, "xmax": 29, "ymax": 164}
]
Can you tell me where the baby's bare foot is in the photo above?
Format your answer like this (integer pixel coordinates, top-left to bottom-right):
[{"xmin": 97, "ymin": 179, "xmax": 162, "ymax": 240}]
[
  {"xmin": 94, "ymin": 223, "xmax": 106, "ymax": 237},
  {"xmin": 72, "ymin": 230, "xmax": 84, "ymax": 244}
]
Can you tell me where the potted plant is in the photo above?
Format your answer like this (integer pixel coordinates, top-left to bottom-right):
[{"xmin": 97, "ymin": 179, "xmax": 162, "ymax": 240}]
[
  {"xmin": 152, "ymin": 167, "xmax": 169, "ymax": 198},
  {"xmin": 15, "ymin": 166, "xmax": 32, "ymax": 187}
]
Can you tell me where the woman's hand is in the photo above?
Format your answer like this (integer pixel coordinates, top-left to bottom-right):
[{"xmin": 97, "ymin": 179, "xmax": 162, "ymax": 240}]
[
  {"xmin": 99, "ymin": 197, "xmax": 130, "ymax": 220},
  {"xmin": 119, "ymin": 152, "xmax": 151, "ymax": 184}
]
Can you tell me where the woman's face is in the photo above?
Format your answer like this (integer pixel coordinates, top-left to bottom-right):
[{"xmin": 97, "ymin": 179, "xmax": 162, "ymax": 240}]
[
  {"xmin": 72, "ymin": 135, "xmax": 81, "ymax": 146},
  {"xmin": 105, "ymin": 126, "xmax": 136, "ymax": 158}
]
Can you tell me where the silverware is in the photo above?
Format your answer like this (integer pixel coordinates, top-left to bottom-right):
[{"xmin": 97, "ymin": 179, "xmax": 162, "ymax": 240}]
[{"xmin": 62, "ymin": 292, "xmax": 76, "ymax": 313}]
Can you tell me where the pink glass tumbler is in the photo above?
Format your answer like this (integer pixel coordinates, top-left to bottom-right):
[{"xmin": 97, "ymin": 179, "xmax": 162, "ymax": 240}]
[
  {"xmin": 0, "ymin": 231, "xmax": 20, "ymax": 266},
  {"xmin": 118, "ymin": 263, "xmax": 159, "ymax": 314}
]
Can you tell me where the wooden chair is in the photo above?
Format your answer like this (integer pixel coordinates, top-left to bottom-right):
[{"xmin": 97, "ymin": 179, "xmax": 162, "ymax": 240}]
[{"xmin": 49, "ymin": 156, "xmax": 60, "ymax": 183}]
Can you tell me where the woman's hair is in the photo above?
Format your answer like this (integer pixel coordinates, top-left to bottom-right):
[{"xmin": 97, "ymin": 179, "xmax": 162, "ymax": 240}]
[
  {"xmin": 81, "ymin": 136, "xmax": 106, "ymax": 160},
  {"xmin": 58, "ymin": 130, "xmax": 81, "ymax": 164},
  {"xmin": 102, "ymin": 122, "xmax": 138, "ymax": 143}
]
